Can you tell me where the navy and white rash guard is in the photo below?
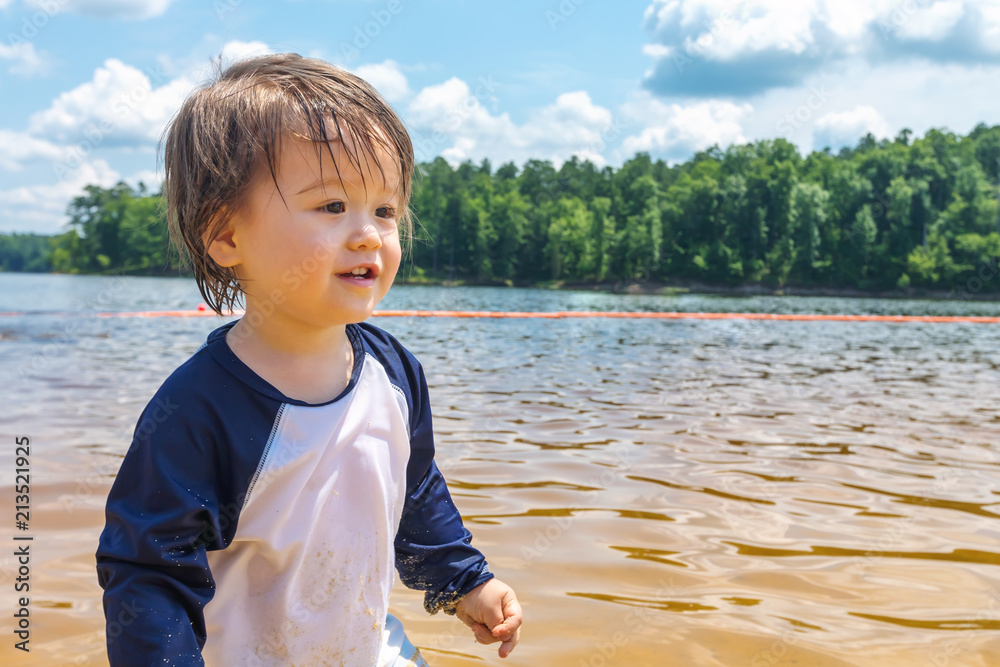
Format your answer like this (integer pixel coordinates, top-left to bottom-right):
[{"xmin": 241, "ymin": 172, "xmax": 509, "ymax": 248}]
[{"xmin": 96, "ymin": 319, "xmax": 493, "ymax": 666}]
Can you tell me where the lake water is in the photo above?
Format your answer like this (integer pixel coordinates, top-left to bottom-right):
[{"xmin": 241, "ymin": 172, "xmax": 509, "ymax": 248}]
[{"xmin": 1, "ymin": 273, "xmax": 999, "ymax": 667}]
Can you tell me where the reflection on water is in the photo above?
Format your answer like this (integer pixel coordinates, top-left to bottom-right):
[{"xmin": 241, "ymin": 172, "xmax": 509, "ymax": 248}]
[{"xmin": 2, "ymin": 274, "xmax": 999, "ymax": 666}]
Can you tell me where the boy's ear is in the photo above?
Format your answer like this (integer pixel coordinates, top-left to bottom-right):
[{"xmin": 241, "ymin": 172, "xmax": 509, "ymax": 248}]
[{"xmin": 204, "ymin": 215, "xmax": 242, "ymax": 268}]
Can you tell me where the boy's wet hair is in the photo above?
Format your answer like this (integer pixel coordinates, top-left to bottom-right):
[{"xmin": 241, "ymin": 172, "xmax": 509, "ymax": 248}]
[{"xmin": 161, "ymin": 52, "xmax": 415, "ymax": 315}]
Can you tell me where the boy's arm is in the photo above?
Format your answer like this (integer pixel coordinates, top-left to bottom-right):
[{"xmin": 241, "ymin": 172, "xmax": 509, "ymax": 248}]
[
  {"xmin": 393, "ymin": 356, "xmax": 494, "ymax": 614},
  {"xmin": 95, "ymin": 396, "xmax": 224, "ymax": 665},
  {"xmin": 392, "ymin": 355, "xmax": 522, "ymax": 658},
  {"xmin": 394, "ymin": 459, "xmax": 495, "ymax": 614}
]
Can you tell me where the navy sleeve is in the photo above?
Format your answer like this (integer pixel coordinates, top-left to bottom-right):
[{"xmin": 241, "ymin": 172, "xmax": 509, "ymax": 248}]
[
  {"xmin": 96, "ymin": 390, "xmax": 226, "ymax": 666},
  {"xmin": 393, "ymin": 357, "xmax": 494, "ymax": 614}
]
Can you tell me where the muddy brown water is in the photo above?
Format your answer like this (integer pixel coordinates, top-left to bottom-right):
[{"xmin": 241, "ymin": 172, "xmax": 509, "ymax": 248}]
[{"xmin": 1, "ymin": 275, "xmax": 999, "ymax": 666}]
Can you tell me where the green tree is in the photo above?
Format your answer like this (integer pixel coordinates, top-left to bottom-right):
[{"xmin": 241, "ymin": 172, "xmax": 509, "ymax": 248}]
[
  {"xmin": 788, "ymin": 182, "xmax": 829, "ymax": 284},
  {"xmin": 11, "ymin": 122, "xmax": 999, "ymax": 296},
  {"xmin": 547, "ymin": 197, "xmax": 594, "ymax": 279}
]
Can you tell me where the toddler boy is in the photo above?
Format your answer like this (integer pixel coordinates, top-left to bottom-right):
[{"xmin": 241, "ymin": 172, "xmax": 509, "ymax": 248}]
[{"xmin": 95, "ymin": 53, "xmax": 522, "ymax": 666}]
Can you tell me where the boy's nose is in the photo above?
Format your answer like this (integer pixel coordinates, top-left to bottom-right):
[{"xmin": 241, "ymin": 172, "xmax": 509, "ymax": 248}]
[{"xmin": 348, "ymin": 217, "xmax": 383, "ymax": 249}]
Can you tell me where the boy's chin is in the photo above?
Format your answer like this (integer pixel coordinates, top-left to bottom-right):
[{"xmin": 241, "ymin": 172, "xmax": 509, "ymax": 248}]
[{"xmin": 341, "ymin": 304, "xmax": 381, "ymax": 324}]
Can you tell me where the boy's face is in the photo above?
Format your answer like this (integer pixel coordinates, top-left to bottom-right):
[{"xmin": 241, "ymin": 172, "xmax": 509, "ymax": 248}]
[{"xmin": 218, "ymin": 122, "xmax": 403, "ymax": 330}]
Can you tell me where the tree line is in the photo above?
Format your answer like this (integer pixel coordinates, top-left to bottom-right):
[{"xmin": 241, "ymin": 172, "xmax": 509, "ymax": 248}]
[{"xmin": 5, "ymin": 124, "xmax": 1000, "ymax": 293}]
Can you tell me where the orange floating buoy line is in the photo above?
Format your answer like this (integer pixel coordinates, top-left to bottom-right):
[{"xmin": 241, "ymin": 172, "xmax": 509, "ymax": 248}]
[
  {"xmin": 371, "ymin": 310, "xmax": 1000, "ymax": 323},
  {"xmin": 0, "ymin": 305, "xmax": 993, "ymax": 323}
]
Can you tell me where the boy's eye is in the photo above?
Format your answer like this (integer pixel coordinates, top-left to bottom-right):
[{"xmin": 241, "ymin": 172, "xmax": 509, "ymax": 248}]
[{"xmin": 324, "ymin": 201, "xmax": 344, "ymax": 214}]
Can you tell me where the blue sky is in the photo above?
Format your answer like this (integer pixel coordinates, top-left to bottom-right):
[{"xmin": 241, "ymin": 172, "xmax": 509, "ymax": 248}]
[{"xmin": 2, "ymin": 0, "xmax": 1000, "ymax": 234}]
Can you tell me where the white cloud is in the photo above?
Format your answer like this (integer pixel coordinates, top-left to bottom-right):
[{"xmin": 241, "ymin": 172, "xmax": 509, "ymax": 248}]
[
  {"xmin": 0, "ymin": 159, "xmax": 121, "ymax": 234},
  {"xmin": 0, "ymin": 41, "xmax": 269, "ymax": 232},
  {"xmin": 619, "ymin": 93, "xmax": 751, "ymax": 163},
  {"xmin": 645, "ymin": 0, "xmax": 1000, "ymax": 59},
  {"xmin": 123, "ymin": 168, "xmax": 162, "ymax": 192},
  {"xmin": 711, "ymin": 57, "xmax": 1000, "ymax": 156},
  {"xmin": 406, "ymin": 79, "xmax": 614, "ymax": 167},
  {"xmin": 813, "ymin": 105, "xmax": 892, "ymax": 150},
  {"xmin": 520, "ymin": 92, "xmax": 615, "ymax": 166},
  {"xmin": 27, "ymin": 57, "xmax": 196, "ymax": 146},
  {"xmin": 641, "ymin": 0, "xmax": 1000, "ymax": 97},
  {"xmin": 354, "ymin": 60, "xmax": 411, "ymax": 103},
  {"xmin": 406, "ymin": 77, "xmax": 518, "ymax": 163},
  {"xmin": 23, "ymin": 0, "xmax": 175, "ymax": 20},
  {"xmin": 153, "ymin": 40, "xmax": 275, "ymax": 87},
  {"xmin": 0, "ymin": 40, "xmax": 47, "ymax": 76},
  {"xmin": 217, "ymin": 40, "xmax": 274, "ymax": 66},
  {"xmin": 896, "ymin": 1, "xmax": 965, "ymax": 41},
  {"xmin": 0, "ymin": 130, "xmax": 71, "ymax": 170},
  {"xmin": 645, "ymin": 0, "xmax": 823, "ymax": 62},
  {"xmin": 407, "ymin": 78, "xmax": 491, "ymax": 133}
]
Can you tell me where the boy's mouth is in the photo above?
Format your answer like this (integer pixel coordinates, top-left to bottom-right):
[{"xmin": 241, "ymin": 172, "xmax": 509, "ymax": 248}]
[{"xmin": 337, "ymin": 265, "xmax": 378, "ymax": 280}]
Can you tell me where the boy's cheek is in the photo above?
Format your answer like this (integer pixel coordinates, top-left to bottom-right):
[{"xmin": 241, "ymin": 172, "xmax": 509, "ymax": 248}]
[
  {"xmin": 281, "ymin": 270, "xmax": 300, "ymax": 290},
  {"xmin": 382, "ymin": 266, "xmax": 401, "ymax": 290},
  {"xmin": 312, "ymin": 243, "xmax": 334, "ymax": 262}
]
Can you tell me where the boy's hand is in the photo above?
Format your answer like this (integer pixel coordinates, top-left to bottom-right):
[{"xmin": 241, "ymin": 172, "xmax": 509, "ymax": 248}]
[{"xmin": 454, "ymin": 578, "xmax": 522, "ymax": 658}]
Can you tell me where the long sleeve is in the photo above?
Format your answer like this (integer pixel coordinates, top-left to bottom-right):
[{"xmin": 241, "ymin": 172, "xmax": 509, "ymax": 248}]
[
  {"xmin": 95, "ymin": 392, "xmax": 225, "ymax": 666},
  {"xmin": 393, "ymin": 357, "xmax": 494, "ymax": 614},
  {"xmin": 395, "ymin": 461, "xmax": 495, "ymax": 614}
]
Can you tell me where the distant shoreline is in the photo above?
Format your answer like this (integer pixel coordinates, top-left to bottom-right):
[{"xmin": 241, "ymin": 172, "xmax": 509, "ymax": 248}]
[
  {"xmin": 8, "ymin": 270, "xmax": 1000, "ymax": 301},
  {"xmin": 395, "ymin": 275, "xmax": 1000, "ymax": 301}
]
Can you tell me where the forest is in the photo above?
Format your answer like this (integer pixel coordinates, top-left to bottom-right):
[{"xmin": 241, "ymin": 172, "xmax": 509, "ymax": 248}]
[{"xmin": 3, "ymin": 124, "xmax": 1000, "ymax": 294}]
